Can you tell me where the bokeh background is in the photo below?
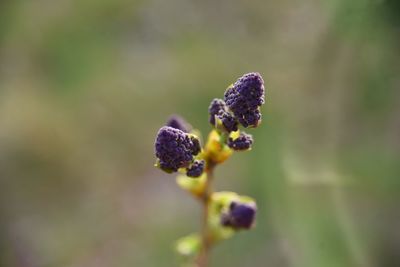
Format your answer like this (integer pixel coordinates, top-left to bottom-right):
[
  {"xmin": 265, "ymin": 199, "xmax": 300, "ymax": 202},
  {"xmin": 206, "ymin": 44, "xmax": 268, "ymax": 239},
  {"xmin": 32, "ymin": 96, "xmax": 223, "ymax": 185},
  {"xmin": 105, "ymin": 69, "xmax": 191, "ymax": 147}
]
[{"xmin": 1, "ymin": 0, "xmax": 399, "ymax": 266}]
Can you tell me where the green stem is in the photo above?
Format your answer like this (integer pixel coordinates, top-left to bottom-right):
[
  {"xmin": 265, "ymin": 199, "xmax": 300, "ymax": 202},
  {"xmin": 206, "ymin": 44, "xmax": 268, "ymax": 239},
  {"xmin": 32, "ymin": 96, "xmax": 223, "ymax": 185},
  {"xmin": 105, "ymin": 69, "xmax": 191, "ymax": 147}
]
[{"xmin": 196, "ymin": 162, "xmax": 215, "ymax": 267}]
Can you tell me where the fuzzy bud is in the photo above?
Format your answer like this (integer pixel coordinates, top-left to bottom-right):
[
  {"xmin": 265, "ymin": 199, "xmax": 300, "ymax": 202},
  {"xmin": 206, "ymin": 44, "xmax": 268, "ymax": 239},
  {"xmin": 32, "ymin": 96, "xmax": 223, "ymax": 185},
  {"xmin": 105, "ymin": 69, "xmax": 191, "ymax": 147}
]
[
  {"xmin": 186, "ymin": 160, "xmax": 205, "ymax": 178},
  {"xmin": 224, "ymin": 72, "xmax": 265, "ymax": 128},
  {"xmin": 155, "ymin": 126, "xmax": 201, "ymax": 172},
  {"xmin": 208, "ymin": 98, "xmax": 227, "ymax": 126},
  {"xmin": 208, "ymin": 98, "xmax": 238, "ymax": 132},
  {"xmin": 221, "ymin": 201, "xmax": 257, "ymax": 229},
  {"xmin": 166, "ymin": 114, "xmax": 192, "ymax": 133},
  {"xmin": 228, "ymin": 132, "xmax": 253, "ymax": 151}
]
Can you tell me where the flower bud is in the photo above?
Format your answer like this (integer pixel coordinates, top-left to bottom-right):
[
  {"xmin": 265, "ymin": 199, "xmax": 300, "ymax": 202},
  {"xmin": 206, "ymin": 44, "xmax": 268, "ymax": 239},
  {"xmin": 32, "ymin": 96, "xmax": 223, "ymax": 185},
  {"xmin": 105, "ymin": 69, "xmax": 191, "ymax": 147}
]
[
  {"xmin": 228, "ymin": 132, "xmax": 253, "ymax": 151},
  {"xmin": 155, "ymin": 126, "xmax": 201, "ymax": 173},
  {"xmin": 208, "ymin": 98, "xmax": 238, "ymax": 133},
  {"xmin": 224, "ymin": 72, "xmax": 265, "ymax": 128},
  {"xmin": 166, "ymin": 114, "xmax": 192, "ymax": 133},
  {"xmin": 208, "ymin": 99, "xmax": 226, "ymax": 126},
  {"xmin": 221, "ymin": 201, "xmax": 257, "ymax": 229},
  {"xmin": 186, "ymin": 160, "xmax": 205, "ymax": 178}
]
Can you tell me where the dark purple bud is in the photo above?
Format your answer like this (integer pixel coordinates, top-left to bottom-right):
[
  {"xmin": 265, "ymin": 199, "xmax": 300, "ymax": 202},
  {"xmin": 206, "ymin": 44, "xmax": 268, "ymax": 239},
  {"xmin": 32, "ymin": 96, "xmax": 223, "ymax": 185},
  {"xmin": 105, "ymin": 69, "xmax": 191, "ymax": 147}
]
[
  {"xmin": 208, "ymin": 98, "xmax": 238, "ymax": 132},
  {"xmin": 234, "ymin": 72, "xmax": 265, "ymax": 102},
  {"xmin": 218, "ymin": 110, "xmax": 238, "ymax": 133},
  {"xmin": 208, "ymin": 98, "xmax": 227, "ymax": 126},
  {"xmin": 190, "ymin": 136, "xmax": 201, "ymax": 156},
  {"xmin": 237, "ymin": 109, "xmax": 262, "ymax": 128},
  {"xmin": 166, "ymin": 114, "xmax": 192, "ymax": 133},
  {"xmin": 228, "ymin": 132, "xmax": 253, "ymax": 151},
  {"xmin": 224, "ymin": 73, "xmax": 265, "ymax": 128},
  {"xmin": 221, "ymin": 201, "xmax": 257, "ymax": 229},
  {"xmin": 186, "ymin": 160, "xmax": 205, "ymax": 178},
  {"xmin": 155, "ymin": 126, "xmax": 201, "ymax": 172}
]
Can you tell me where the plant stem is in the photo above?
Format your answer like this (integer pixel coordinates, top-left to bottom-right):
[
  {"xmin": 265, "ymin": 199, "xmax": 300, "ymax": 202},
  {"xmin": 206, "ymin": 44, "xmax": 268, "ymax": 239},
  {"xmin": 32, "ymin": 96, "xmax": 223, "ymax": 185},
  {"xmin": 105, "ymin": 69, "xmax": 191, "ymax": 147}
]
[{"xmin": 196, "ymin": 162, "xmax": 215, "ymax": 267}]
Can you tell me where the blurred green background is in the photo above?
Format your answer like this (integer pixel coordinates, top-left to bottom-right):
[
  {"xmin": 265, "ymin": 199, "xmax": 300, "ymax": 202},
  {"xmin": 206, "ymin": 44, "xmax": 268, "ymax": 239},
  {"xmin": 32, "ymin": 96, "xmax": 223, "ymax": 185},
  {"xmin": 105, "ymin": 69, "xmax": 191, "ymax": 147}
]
[{"xmin": 1, "ymin": 0, "xmax": 399, "ymax": 266}]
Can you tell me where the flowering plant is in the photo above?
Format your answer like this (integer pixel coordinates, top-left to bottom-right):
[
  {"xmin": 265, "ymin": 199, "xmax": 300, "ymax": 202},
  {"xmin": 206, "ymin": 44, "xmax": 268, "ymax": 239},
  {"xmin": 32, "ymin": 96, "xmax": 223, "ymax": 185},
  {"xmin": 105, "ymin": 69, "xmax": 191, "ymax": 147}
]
[{"xmin": 154, "ymin": 73, "xmax": 265, "ymax": 267}]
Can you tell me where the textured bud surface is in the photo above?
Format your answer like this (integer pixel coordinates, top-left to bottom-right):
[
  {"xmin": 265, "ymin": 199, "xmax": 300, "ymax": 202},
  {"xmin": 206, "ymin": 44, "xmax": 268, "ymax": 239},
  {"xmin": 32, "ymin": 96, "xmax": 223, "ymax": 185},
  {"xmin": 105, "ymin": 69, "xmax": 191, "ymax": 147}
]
[
  {"xmin": 208, "ymin": 98, "xmax": 238, "ymax": 132},
  {"xmin": 222, "ymin": 201, "xmax": 257, "ymax": 229},
  {"xmin": 155, "ymin": 126, "xmax": 200, "ymax": 172},
  {"xmin": 166, "ymin": 114, "xmax": 192, "ymax": 133},
  {"xmin": 228, "ymin": 132, "xmax": 253, "ymax": 150},
  {"xmin": 224, "ymin": 72, "xmax": 265, "ymax": 128},
  {"xmin": 190, "ymin": 136, "xmax": 201, "ymax": 156},
  {"xmin": 208, "ymin": 98, "xmax": 227, "ymax": 126},
  {"xmin": 186, "ymin": 160, "xmax": 205, "ymax": 178},
  {"xmin": 218, "ymin": 110, "xmax": 238, "ymax": 132}
]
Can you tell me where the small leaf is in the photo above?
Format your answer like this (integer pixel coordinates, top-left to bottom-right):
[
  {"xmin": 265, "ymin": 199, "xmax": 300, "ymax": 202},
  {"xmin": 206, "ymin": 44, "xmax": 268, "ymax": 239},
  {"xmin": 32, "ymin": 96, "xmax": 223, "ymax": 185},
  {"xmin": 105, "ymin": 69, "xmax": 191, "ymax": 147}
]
[
  {"xmin": 176, "ymin": 173, "xmax": 207, "ymax": 197},
  {"xmin": 237, "ymin": 195, "xmax": 256, "ymax": 205},
  {"xmin": 207, "ymin": 208, "xmax": 234, "ymax": 241},
  {"xmin": 211, "ymin": 191, "xmax": 240, "ymax": 207},
  {"xmin": 204, "ymin": 130, "xmax": 232, "ymax": 164},
  {"xmin": 228, "ymin": 130, "xmax": 241, "ymax": 140},
  {"xmin": 175, "ymin": 233, "xmax": 201, "ymax": 257},
  {"xmin": 207, "ymin": 192, "xmax": 257, "ymax": 240}
]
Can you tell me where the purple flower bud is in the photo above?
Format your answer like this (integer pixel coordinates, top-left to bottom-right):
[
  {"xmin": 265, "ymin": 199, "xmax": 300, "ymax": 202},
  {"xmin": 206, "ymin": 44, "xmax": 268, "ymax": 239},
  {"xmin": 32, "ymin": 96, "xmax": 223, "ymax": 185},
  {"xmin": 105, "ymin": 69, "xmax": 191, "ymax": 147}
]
[
  {"xmin": 186, "ymin": 160, "xmax": 205, "ymax": 178},
  {"xmin": 221, "ymin": 201, "xmax": 257, "ymax": 229},
  {"xmin": 190, "ymin": 136, "xmax": 201, "ymax": 155},
  {"xmin": 208, "ymin": 98, "xmax": 238, "ymax": 132},
  {"xmin": 224, "ymin": 73, "xmax": 265, "ymax": 128},
  {"xmin": 166, "ymin": 114, "xmax": 192, "ymax": 133},
  {"xmin": 228, "ymin": 132, "xmax": 253, "ymax": 150},
  {"xmin": 219, "ymin": 111, "xmax": 238, "ymax": 133},
  {"xmin": 208, "ymin": 98, "xmax": 227, "ymax": 126},
  {"xmin": 239, "ymin": 109, "xmax": 261, "ymax": 128},
  {"xmin": 155, "ymin": 126, "xmax": 201, "ymax": 172}
]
